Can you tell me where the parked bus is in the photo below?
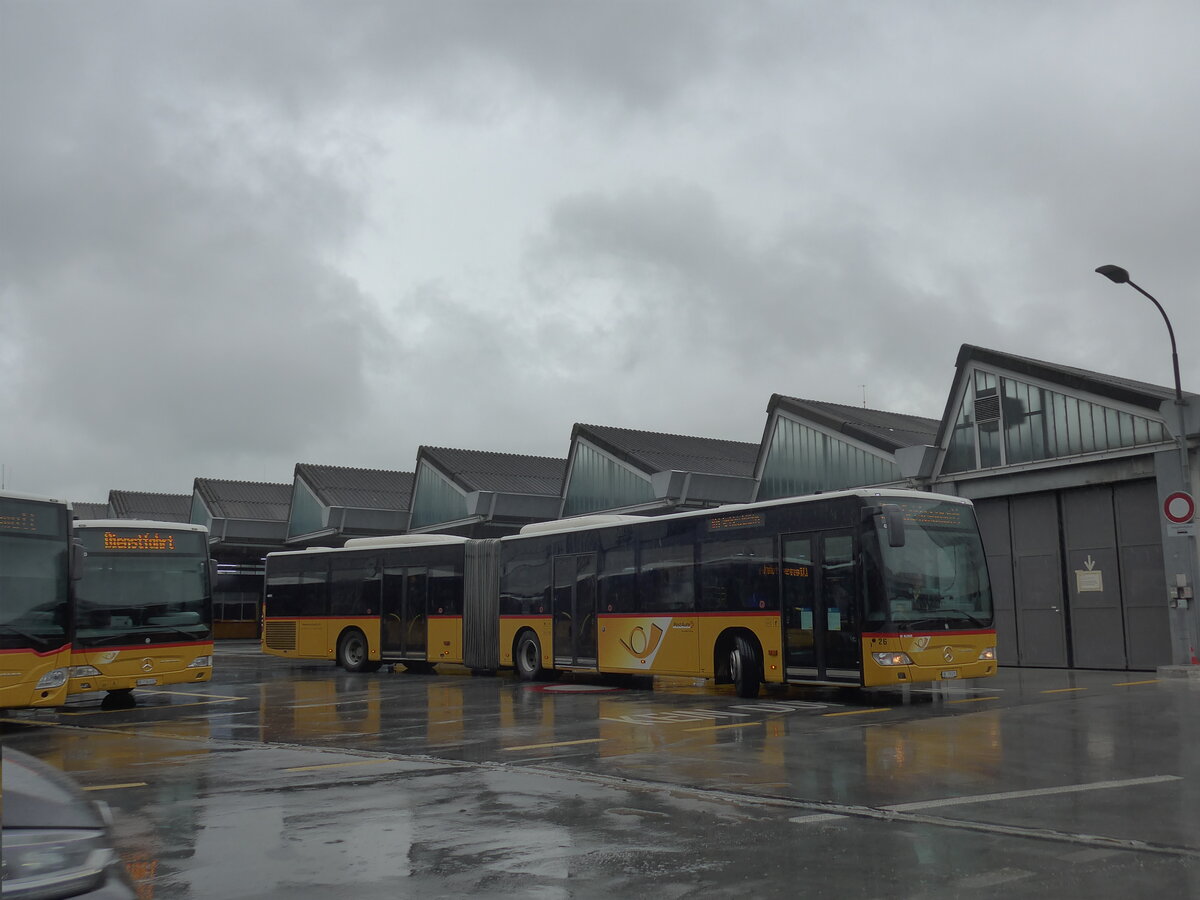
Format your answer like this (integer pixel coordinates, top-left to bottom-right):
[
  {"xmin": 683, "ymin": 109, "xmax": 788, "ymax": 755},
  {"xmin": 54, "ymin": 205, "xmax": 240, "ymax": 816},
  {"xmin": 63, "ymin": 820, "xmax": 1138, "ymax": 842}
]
[
  {"xmin": 0, "ymin": 490, "xmax": 76, "ymax": 708},
  {"xmin": 70, "ymin": 520, "xmax": 215, "ymax": 703},
  {"xmin": 482, "ymin": 489, "xmax": 995, "ymax": 696},
  {"xmin": 261, "ymin": 535, "xmax": 469, "ymax": 672}
]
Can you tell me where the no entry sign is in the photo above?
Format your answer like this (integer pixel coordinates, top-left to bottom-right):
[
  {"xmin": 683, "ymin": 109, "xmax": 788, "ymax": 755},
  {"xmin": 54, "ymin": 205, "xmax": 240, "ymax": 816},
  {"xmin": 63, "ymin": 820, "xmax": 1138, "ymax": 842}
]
[{"xmin": 1164, "ymin": 491, "xmax": 1196, "ymax": 525}]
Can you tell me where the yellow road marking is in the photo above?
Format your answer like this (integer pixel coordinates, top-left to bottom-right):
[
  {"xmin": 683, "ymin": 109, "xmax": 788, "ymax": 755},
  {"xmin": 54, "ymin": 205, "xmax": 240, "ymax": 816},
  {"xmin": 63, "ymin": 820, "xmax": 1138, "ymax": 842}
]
[
  {"xmin": 60, "ymin": 699, "xmax": 239, "ymax": 715},
  {"xmin": 684, "ymin": 721, "xmax": 763, "ymax": 733},
  {"xmin": 1113, "ymin": 679, "xmax": 1160, "ymax": 686},
  {"xmin": 503, "ymin": 738, "xmax": 606, "ymax": 752},
  {"xmin": 823, "ymin": 708, "xmax": 889, "ymax": 717},
  {"xmin": 1042, "ymin": 688, "xmax": 1087, "ymax": 694},
  {"xmin": 283, "ymin": 759, "xmax": 392, "ymax": 772},
  {"xmin": 83, "ymin": 783, "xmax": 147, "ymax": 791},
  {"xmin": 948, "ymin": 696, "xmax": 1001, "ymax": 704}
]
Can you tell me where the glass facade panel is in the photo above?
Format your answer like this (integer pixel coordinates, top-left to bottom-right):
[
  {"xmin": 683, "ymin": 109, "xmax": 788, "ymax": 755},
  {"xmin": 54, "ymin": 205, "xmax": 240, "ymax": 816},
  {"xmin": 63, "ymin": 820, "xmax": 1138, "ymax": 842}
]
[
  {"xmin": 287, "ymin": 481, "xmax": 326, "ymax": 539},
  {"xmin": 758, "ymin": 416, "xmax": 900, "ymax": 500},
  {"xmin": 408, "ymin": 464, "xmax": 468, "ymax": 530},
  {"xmin": 942, "ymin": 390, "xmax": 977, "ymax": 474},
  {"xmin": 942, "ymin": 368, "xmax": 1172, "ymax": 474},
  {"xmin": 562, "ymin": 443, "xmax": 655, "ymax": 516},
  {"xmin": 978, "ymin": 421, "xmax": 1002, "ymax": 468}
]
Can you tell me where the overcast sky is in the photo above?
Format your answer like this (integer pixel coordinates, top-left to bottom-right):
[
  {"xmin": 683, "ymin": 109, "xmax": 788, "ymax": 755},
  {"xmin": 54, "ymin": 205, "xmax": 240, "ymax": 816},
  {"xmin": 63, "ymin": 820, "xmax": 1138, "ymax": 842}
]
[{"xmin": 3, "ymin": 1, "xmax": 1198, "ymax": 503}]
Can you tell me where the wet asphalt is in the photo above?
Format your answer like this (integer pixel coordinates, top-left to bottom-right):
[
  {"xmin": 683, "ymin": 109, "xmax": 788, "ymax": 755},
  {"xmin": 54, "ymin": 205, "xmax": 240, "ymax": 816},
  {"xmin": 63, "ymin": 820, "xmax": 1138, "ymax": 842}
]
[{"xmin": 3, "ymin": 643, "xmax": 1200, "ymax": 899}]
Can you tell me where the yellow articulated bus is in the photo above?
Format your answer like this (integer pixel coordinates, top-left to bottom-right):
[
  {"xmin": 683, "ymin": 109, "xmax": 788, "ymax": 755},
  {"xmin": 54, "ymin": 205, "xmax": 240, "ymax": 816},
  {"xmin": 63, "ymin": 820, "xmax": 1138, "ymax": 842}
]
[
  {"xmin": 259, "ymin": 490, "xmax": 995, "ymax": 699},
  {"xmin": 474, "ymin": 489, "xmax": 996, "ymax": 697},
  {"xmin": 0, "ymin": 490, "xmax": 77, "ymax": 708},
  {"xmin": 70, "ymin": 520, "xmax": 215, "ymax": 705},
  {"xmin": 261, "ymin": 535, "xmax": 470, "ymax": 672}
]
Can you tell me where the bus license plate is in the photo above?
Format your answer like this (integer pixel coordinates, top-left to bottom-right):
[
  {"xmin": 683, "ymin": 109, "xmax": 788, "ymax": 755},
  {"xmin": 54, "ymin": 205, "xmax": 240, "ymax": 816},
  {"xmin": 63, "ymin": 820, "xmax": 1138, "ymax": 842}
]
[
  {"xmin": 940, "ymin": 670, "xmax": 958, "ymax": 679},
  {"xmin": 136, "ymin": 678, "xmax": 158, "ymax": 686}
]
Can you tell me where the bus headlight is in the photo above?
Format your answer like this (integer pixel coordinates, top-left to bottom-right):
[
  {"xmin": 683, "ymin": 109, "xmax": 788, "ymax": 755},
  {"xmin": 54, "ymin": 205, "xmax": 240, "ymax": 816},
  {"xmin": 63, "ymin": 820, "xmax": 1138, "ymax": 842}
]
[
  {"xmin": 186, "ymin": 656, "xmax": 212, "ymax": 668},
  {"xmin": 69, "ymin": 666, "xmax": 102, "ymax": 678},
  {"xmin": 35, "ymin": 668, "xmax": 69, "ymax": 690},
  {"xmin": 978, "ymin": 647, "xmax": 996, "ymax": 661},
  {"xmin": 871, "ymin": 652, "xmax": 913, "ymax": 666}
]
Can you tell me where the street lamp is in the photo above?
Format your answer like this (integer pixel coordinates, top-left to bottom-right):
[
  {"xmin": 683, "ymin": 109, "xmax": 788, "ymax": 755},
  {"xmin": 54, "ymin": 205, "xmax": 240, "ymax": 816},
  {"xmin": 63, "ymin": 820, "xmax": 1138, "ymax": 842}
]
[
  {"xmin": 1095, "ymin": 264, "xmax": 1195, "ymax": 665},
  {"xmin": 1095, "ymin": 266, "xmax": 1186, "ymax": 417}
]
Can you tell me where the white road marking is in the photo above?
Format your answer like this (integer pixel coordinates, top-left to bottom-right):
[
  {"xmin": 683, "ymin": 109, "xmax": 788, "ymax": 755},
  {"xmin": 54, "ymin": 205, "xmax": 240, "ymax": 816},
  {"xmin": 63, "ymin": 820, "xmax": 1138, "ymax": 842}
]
[{"xmin": 790, "ymin": 775, "xmax": 1181, "ymax": 824}]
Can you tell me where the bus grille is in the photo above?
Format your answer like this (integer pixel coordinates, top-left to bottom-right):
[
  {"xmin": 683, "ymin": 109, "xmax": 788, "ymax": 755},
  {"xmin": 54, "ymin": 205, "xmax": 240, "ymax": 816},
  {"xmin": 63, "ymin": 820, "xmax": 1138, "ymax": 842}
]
[{"xmin": 264, "ymin": 621, "xmax": 297, "ymax": 650}]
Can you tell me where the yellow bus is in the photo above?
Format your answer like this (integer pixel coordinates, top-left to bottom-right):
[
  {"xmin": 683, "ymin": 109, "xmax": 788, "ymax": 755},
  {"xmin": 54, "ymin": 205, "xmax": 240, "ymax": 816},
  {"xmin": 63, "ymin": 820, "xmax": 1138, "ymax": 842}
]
[
  {"xmin": 476, "ymin": 489, "xmax": 996, "ymax": 697},
  {"xmin": 259, "ymin": 490, "xmax": 995, "ymax": 699},
  {"xmin": 70, "ymin": 520, "xmax": 215, "ymax": 705},
  {"xmin": 0, "ymin": 490, "xmax": 76, "ymax": 708},
  {"xmin": 261, "ymin": 535, "xmax": 470, "ymax": 672}
]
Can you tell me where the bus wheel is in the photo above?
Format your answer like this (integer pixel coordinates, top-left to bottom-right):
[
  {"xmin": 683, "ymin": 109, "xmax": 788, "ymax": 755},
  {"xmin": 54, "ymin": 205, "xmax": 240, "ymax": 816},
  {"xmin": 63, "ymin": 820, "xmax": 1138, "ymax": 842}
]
[
  {"xmin": 730, "ymin": 635, "xmax": 761, "ymax": 699},
  {"xmin": 338, "ymin": 629, "xmax": 381, "ymax": 673},
  {"xmin": 102, "ymin": 689, "xmax": 137, "ymax": 710},
  {"xmin": 515, "ymin": 631, "xmax": 545, "ymax": 681}
]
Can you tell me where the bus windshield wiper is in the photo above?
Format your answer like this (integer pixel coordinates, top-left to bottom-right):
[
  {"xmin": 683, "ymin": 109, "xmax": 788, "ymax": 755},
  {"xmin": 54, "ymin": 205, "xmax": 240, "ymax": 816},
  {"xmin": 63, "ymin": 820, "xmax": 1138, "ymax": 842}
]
[
  {"xmin": 146, "ymin": 624, "xmax": 206, "ymax": 642},
  {"xmin": 0, "ymin": 623, "xmax": 56, "ymax": 649}
]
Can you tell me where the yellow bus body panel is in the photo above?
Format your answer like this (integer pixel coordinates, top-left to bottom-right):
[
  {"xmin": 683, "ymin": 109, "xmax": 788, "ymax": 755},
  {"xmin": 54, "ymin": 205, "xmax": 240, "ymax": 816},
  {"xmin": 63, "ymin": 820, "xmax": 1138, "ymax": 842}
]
[
  {"xmin": 0, "ymin": 647, "xmax": 71, "ymax": 708},
  {"xmin": 861, "ymin": 631, "xmax": 996, "ymax": 687},
  {"xmin": 67, "ymin": 642, "xmax": 214, "ymax": 694},
  {"xmin": 427, "ymin": 617, "xmax": 462, "ymax": 664}
]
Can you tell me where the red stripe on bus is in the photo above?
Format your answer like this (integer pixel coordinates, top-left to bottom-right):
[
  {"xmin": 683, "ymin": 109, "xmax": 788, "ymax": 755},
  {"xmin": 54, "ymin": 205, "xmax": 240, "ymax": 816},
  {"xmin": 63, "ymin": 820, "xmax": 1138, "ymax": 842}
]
[
  {"xmin": 597, "ymin": 611, "xmax": 778, "ymax": 618},
  {"xmin": 862, "ymin": 629, "xmax": 995, "ymax": 638}
]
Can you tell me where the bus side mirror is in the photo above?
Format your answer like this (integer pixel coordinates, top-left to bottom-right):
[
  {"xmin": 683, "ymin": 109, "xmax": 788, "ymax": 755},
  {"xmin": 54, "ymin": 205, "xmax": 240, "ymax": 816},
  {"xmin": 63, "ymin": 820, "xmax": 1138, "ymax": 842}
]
[
  {"xmin": 209, "ymin": 560, "xmax": 219, "ymax": 587},
  {"xmin": 71, "ymin": 541, "xmax": 86, "ymax": 581},
  {"xmin": 881, "ymin": 503, "xmax": 906, "ymax": 548}
]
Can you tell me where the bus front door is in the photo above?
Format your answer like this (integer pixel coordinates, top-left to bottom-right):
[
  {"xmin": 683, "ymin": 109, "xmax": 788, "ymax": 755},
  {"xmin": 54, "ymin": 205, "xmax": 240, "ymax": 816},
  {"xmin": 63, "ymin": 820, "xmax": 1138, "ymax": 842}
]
[
  {"xmin": 382, "ymin": 567, "xmax": 428, "ymax": 660},
  {"xmin": 552, "ymin": 554, "xmax": 597, "ymax": 669},
  {"xmin": 782, "ymin": 531, "xmax": 860, "ymax": 683}
]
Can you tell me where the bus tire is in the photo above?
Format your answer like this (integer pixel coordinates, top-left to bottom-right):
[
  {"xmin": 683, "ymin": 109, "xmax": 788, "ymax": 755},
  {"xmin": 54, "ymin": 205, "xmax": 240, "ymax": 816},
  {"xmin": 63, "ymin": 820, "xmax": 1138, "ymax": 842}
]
[
  {"xmin": 102, "ymin": 689, "xmax": 137, "ymax": 710},
  {"xmin": 338, "ymin": 629, "xmax": 381, "ymax": 673},
  {"xmin": 730, "ymin": 635, "xmax": 762, "ymax": 699},
  {"xmin": 515, "ymin": 631, "xmax": 545, "ymax": 681}
]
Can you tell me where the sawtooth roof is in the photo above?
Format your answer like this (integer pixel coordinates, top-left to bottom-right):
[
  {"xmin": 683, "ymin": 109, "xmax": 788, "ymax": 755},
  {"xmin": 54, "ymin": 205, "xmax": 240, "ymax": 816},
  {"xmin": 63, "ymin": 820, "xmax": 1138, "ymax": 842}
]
[
  {"xmin": 418, "ymin": 447, "xmax": 566, "ymax": 496},
  {"xmin": 572, "ymin": 424, "xmax": 759, "ymax": 477},
  {"xmin": 108, "ymin": 490, "xmax": 191, "ymax": 522},
  {"xmin": 294, "ymin": 463, "xmax": 414, "ymax": 511},
  {"xmin": 770, "ymin": 396, "xmax": 940, "ymax": 452},
  {"xmin": 193, "ymin": 478, "xmax": 291, "ymax": 522}
]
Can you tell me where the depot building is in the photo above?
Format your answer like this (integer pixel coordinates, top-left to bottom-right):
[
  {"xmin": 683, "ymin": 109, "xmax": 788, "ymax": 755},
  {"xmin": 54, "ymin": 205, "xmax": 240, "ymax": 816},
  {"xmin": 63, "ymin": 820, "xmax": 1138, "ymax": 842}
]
[{"xmin": 75, "ymin": 344, "xmax": 1198, "ymax": 671}]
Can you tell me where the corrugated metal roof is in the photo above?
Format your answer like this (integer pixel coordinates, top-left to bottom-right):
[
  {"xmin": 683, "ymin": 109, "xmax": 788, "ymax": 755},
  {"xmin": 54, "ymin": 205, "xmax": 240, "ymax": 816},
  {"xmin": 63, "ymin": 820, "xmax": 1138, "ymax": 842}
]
[
  {"xmin": 71, "ymin": 502, "xmax": 109, "ymax": 520},
  {"xmin": 574, "ymin": 424, "xmax": 759, "ymax": 477},
  {"xmin": 419, "ymin": 447, "xmax": 566, "ymax": 496},
  {"xmin": 772, "ymin": 397, "xmax": 940, "ymax": 451},
  {"xmin": 193, "ymin": 478, "xmax": 291, "ymax": 521},
  {"xmin": 108, "ymin": 491, "xmax": 191, "ymax": 522},
  {"xmin": 294, "ymin": 464, "xmax": 414, "ymax": 511},
  {"xmin": 960, "ymin": 345, "xmax": 1187, "ymax": 406}
]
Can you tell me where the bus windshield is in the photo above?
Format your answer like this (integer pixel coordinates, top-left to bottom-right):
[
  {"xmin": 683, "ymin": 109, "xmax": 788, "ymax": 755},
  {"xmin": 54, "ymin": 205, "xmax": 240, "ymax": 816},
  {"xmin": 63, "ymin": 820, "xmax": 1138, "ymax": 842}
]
[
  {"xmin": 0, "ymin": 498, "xmax": 70, "ymax": 652},
  {"xmin": 75, "ymin": 528, "xmax": 212, "ymax": 645},
  {"xmin": 868, "ymin": 499, "xmax": 993, "ymax": 631}
]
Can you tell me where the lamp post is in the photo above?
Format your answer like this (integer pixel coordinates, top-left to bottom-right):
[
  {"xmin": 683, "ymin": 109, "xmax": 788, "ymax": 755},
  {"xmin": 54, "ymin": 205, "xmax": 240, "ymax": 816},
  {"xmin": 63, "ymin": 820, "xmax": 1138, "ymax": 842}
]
[{"xmin": 1095, "ymin": 264, "xmax": 1196, "ymax": 665}]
